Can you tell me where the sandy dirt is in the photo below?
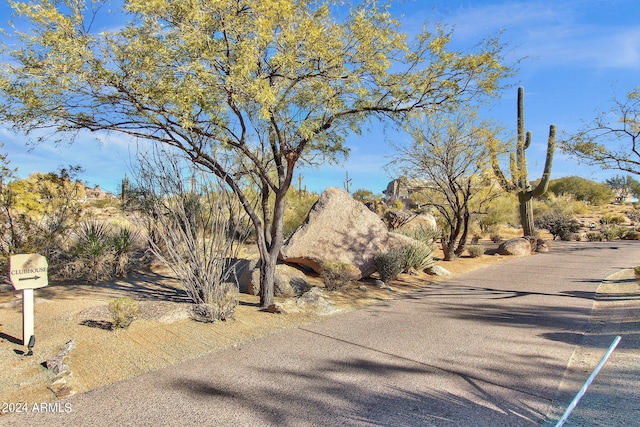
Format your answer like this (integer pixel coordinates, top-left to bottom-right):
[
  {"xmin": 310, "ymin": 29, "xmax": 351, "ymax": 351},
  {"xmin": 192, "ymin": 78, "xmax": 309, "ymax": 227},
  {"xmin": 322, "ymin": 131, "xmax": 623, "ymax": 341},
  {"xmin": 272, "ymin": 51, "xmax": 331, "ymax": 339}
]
[{"xmin": 0, "ymin": 247, "xmax": 513, "ymax": 409}]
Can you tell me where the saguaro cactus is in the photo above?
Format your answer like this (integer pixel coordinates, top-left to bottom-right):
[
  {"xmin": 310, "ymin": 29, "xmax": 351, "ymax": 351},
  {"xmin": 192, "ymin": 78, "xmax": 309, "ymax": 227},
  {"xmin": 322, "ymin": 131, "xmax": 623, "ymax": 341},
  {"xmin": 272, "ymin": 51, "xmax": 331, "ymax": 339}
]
[{"xmin": 491, "ymin": 87, "xmax": 556, "ymax": 236}]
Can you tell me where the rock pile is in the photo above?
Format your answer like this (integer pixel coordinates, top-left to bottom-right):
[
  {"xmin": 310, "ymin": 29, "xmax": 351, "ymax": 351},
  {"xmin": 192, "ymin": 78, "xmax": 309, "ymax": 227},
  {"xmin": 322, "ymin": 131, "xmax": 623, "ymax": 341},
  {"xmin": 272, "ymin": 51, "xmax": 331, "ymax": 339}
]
[{"xmin": 45, "ymin": 340, "xmax": 75, "ymax": 399}]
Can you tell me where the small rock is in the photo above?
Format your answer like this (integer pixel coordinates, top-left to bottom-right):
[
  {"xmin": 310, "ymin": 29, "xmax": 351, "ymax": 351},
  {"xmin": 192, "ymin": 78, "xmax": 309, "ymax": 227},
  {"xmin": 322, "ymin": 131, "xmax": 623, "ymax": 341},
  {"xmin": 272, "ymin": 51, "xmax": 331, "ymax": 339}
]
[
  {"xmin": 427, "ymin": 265, "xmax": 451, "ymax": 276},
  {"xmin": 358, "ymin": 286, "xmax": 368, "ymax": 292},
  {"xmin": 63, "ymin": 340, "xmax": 75, "ymax": 352},
  {"xmin": 48, "ymin": 378, "xmax": 74, "ymax": 399},
  {"xmin": 46, "ymin": 354, "xmax": 70, "ymax": 375}
]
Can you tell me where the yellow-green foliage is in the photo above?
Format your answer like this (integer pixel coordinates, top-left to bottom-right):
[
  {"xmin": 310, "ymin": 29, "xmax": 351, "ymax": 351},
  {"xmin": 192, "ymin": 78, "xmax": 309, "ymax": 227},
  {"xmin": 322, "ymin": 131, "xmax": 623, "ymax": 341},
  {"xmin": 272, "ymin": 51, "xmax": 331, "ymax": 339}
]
[
  {"xmin": 635, "ymin": 266, "xmax": 640, "ymax": 278},
  {"xmin": 600, "ymin": 214, "xmax": 626, "ymax": 225},
  {"xmin": 478, "ymin": 193, "xmax": 518, "ymax": 232},
  {"xmin": 548, "ymin": 176, "xmax": 613, "ymax": 206},
  {"xmin": 320, "ymin": 261, "xmax": 360, "ymax": 290},
  {"xmin": 535, "ymin": 193, "xmax": 588, "ymax": 218},
  {"xmin": 467, "ymin": 244, "xmax": 485, "ymax": 258},
  {"xmin": 8, "ymin": 172, "xmax": 85, "ymax": 214},
  {"xmin": 108, "ymin": 297, "xmax": 139, "ymax": 329},
  {"xmin": 283, "ymin": 189, "xmax": 318, "ymax": 237}
]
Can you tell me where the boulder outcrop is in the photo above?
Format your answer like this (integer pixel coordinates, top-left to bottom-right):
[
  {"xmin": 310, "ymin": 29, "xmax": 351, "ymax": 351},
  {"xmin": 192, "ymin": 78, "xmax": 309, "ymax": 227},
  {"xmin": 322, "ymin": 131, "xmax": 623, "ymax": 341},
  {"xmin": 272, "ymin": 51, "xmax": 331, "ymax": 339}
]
[{"xmin": 280, "ymin": 187, "xmax": 418, "ymax": 278}]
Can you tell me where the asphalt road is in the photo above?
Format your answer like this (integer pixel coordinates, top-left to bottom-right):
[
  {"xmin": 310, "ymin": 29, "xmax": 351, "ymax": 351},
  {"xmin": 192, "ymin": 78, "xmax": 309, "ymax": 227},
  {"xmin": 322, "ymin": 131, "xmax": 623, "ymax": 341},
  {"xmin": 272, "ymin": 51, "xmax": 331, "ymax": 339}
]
[{"xmin": 4, "ymin": 241, "xmax": 639, "ymax": 426}]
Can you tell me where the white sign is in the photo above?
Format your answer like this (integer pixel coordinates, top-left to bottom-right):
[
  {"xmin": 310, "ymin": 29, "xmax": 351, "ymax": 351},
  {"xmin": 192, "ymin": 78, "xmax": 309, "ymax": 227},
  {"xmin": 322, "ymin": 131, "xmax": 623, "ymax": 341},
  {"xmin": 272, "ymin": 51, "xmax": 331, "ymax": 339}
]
[
  {"xmin": 9, "ymin": 254, "xmax": 48, "ymax": 290},
  {"xmin": 8, "ymin": 253, "xmax": 48, "ymax": 347}
]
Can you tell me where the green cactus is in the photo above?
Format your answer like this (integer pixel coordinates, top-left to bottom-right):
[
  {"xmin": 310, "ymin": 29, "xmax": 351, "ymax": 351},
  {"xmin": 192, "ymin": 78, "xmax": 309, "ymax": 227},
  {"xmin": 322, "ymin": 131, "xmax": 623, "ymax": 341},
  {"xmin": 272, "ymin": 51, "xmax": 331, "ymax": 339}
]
[{"xmin": 491, "ymin": 87, "xmax": 555, "ymax": 236}]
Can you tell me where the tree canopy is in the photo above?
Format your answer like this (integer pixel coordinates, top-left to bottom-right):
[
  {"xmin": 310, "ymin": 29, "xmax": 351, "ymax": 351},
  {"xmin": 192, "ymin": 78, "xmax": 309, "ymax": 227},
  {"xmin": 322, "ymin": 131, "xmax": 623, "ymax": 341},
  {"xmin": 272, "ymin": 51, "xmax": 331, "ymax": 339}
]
[
  {"xmin": 547, "ymin": 176, "xmax": 613, "ymax": 206},
  {"xmin": 387, "ymin": 107, "xmax": 502, "ymax": 260},
  {"xmin": 0, "ymin": 0, "xmax": 512, "ymax": 307},
  {"xmin": 561, "ymin": 87, "xmax": 640, "ymax": 175}
]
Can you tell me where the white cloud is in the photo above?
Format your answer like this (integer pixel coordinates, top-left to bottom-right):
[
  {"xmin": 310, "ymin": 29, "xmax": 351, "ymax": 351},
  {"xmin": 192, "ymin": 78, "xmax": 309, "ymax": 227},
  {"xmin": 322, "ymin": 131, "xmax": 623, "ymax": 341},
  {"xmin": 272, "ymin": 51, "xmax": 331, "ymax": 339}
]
[{"xmin": 411, "ymin": 0, "xmax": 640, "ymax": 69}]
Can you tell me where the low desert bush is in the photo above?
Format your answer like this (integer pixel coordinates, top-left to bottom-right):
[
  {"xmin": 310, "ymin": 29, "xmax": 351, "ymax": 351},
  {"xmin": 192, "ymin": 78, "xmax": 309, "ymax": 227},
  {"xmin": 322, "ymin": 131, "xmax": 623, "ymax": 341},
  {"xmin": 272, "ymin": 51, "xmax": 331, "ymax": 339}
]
[
  {"xmin": 396, "ymin": 224, "xmax": 439, "ymax": 245},
  {"xmin": 191, "ymin": 282, "xmax": 238, "ymax": 323},
  {"xmin": 623, "ymin": 230, "xmax": 640, "ymax": 240},
  {"xmin": 375, "ymin": 242, "xmax": 435, "ymax": 283},
  {"xmin": 489, "ymin": 232, "xmax": 503, "ymax": 243},
  {"xmin": 402, "ymin": 243, "xmax": 435, "ymax": 273},
  {"xmin": 534, "ymin": 212, "xmax": 580, "ymax": 240},
  {"xmin": 635, "ymin": 266, "xmax": 640, "ymax": 279},
  {"xmin": 600, "ymin": 214, "xmax": 626, "ymax": 225},
  {"xmin": 111, "ymin": 227, "xmax": 140, "ymax": 277},
  {"xmin": 67, "ymin": 221, "xmax": 142, "ymax": 282},
  {"xmin": 601, "ymin": 225, "xmax": 627, "ymax": 241},
  {"xmin": 109, "ymin": 297, "xmax": 138, "ymax": 329},
  {"xmin": 586, "ymin": 232, "xmax": 603, "ymax": 242},
  {"xmin": 627, "ymin": 209, "xmax": 640, "ymax": 223},
  {"xmin": 73, "ymin": 220, "xmax": 115, "ymax": 282},
  {"xmin": 321, "ymin": 261, "xmax": 360, "ymax": 290},
  {"xmin": 374, "ymin": 248, "xmax": 406, "ymax": 284},
  {"xmin": 466, "ymin": 244, "xmax": 485, "ymax": 258}
]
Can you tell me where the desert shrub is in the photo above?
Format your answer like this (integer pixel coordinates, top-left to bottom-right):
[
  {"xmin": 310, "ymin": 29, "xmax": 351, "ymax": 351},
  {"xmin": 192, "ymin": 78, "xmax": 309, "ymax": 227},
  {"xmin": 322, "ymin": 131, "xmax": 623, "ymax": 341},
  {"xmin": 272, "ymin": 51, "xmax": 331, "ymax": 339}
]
[
  {"xmin": 627, "ymin": 209, "xmax": 640, "ymax": 223},
  {"xmin": 586, "ymin": 232, "xmax": 603, "ymax": 242},
  {"xmin": 600, "ymin": 225, "xmax": 627, "ymax": 241},
  {"xmin": 599, "ymin": 214, "xmax": 626, "ymax": 225},
  {"xmin": 487, "ymin": 226, "xmax": 503, "ymax": 243},
  {"xmin": 321, "ymin": 261, "xmax": 360, "ymax": 290},
  {"xmin": 478, "ymin": 194, "xmax": 518, "ymax": 232},
  {"xmin": 191, "ymin": 282, "xmax": 238, "ymax": 323},
  {"xmin": 635, "ymin": 266, "xmax": 640, "ymax": 279},
  {"xmin": 374, "ymin": 248, "xmax": 406, "ymax": 284},
  {"xmin": 534, "ymin": 212, "xmax": 580, "ymax": 240},
  {"xmin": 374, "ymin": 242, "xmax": 434, "ymax": 283},
  {"xmin": 134, "ymin": 150, "xmax": 249, "ymax": 322},
  {"xmin": 466, "ymin": 244, "xmax": 485, "ymax": 258},
  {"xmin": 111, "ymin": 226, "xmax": 140, "ymax": 277},
  {"xmin": 402, "ymin": 243, "xmax": 435, "ymax": 273},
  {"xmin": 623, "ymin": 231, "xmax": 640, "ymax": 240},
  {"xmin": 109, "ymin": 297, "xmax": 138, "ymax": 329},
  {"xmin": 396, "ymin": 224, "xmax": 439, "ymax": 245},
  {"xmin": 1, "ymin": 167, "xmax": 85, "ymax": 280},
  {"xmin": 352, "ymin": 189, "xmax": 383, "ymax": 204},
  {"xmin": 72, "ymin": 220, "xmax": 115, "ymax": 282}
]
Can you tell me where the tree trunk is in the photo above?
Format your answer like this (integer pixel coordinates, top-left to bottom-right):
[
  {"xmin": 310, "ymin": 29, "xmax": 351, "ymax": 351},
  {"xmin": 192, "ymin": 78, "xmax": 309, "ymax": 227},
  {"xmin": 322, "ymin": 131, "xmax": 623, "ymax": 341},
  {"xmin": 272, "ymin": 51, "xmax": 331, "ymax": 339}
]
[
  {"xmin": 257, "ymin": 185, "xmax": 288, "ymax": 309},
  {"xmin": 258, "ymin": 249, "xmax": 277, "ymax": 308}
]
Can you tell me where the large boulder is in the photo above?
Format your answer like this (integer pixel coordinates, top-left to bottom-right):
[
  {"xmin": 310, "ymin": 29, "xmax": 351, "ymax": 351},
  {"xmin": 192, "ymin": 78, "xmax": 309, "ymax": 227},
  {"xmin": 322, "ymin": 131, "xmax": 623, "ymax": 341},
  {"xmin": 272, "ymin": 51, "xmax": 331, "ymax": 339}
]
[
  {"xmin": 280, "ymin": 187, "xmax": 417, "ymax": 278},
  {"xmin": 498, "ymin": 237, "xmax": 534, "ymax": 256},
  {"xmin": 385, "ymin": 210, "xmax": 437, "ymax": 232},
  {"xmin": 236, "ymin": 259, "xmax": 308, "ymax": 297},
  {"xmin": 401, "ymin": 213, "xmax": 437, "ymax": 232},
  {"xmin": 497, "ymin": 236, "xmax": 550, "ymax": 256}
]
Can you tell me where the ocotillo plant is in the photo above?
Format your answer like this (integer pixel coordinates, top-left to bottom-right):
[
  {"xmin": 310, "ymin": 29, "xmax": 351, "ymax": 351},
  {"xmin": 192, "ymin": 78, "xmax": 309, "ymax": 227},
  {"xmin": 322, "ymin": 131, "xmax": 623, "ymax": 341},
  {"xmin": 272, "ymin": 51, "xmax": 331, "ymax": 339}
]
[{"xmin": 491, "ymin": 87, "xmax": 556, "ymax": 236}]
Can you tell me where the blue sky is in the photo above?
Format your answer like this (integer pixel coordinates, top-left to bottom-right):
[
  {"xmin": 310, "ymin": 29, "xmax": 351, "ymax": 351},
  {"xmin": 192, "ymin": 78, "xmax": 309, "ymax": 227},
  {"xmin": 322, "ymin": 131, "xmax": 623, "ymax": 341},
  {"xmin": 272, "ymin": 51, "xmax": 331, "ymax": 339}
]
[{"xmin": 1, "ymin": 0, "xmax": 639, "ymax": 194}]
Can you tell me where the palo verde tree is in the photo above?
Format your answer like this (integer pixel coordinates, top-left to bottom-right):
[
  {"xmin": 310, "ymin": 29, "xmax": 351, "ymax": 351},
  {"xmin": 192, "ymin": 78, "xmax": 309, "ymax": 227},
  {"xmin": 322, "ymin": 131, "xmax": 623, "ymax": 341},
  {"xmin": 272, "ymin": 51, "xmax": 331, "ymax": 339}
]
[
  {"xmin": 561, "ymin": 87, "xmax": 640, "ymax": 175},
  {"xmin": 0, "ymin": 0, "xmax": 511, "ymax": 308},
  {"xmin": 491, "ymin": 87, "xmax": 555, "ymax": 236},
  {"xmin": 388, "ymin": 107, "xmax": 503, "ymax": 261}
]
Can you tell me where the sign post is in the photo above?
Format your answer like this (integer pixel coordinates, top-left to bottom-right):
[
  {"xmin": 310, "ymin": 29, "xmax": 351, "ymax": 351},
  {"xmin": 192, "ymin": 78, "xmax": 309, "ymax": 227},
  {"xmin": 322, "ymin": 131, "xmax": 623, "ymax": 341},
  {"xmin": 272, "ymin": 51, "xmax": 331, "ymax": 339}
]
[{"xmin": 8, "ymin": 254, "xmax": 49, "ymax": 348}]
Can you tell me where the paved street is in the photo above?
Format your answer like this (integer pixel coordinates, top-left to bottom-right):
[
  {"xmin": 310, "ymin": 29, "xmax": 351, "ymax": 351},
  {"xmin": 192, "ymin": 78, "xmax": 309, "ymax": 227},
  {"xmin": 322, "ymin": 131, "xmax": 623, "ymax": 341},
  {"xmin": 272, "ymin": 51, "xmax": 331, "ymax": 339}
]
[{"xmin": 5, "ymin": 241, "xmax": 639, "ymax": 426}]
